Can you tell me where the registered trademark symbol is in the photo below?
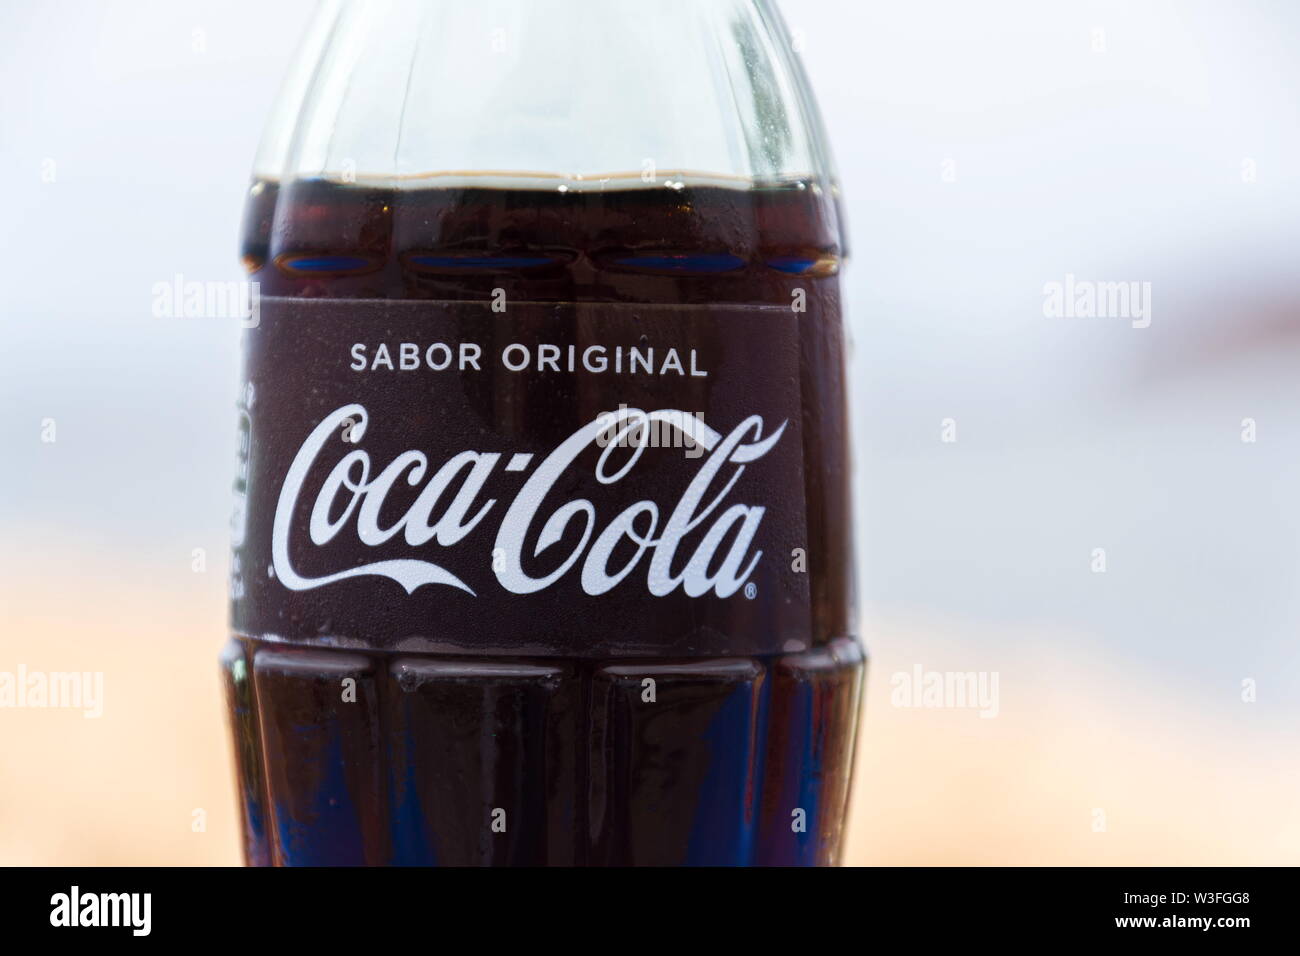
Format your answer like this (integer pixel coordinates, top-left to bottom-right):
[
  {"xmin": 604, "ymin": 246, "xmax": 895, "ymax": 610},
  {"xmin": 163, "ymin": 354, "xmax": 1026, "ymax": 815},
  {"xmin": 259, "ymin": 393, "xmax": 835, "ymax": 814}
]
[{"xmin": 744, "ymin": 582, "xmax": 757, "ymax": 600}]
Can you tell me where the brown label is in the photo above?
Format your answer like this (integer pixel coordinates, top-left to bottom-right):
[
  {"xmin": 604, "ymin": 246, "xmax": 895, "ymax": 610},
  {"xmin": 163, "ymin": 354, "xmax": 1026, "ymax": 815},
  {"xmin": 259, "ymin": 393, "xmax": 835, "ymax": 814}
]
[{"xmin": 230, "ymin": 296, "xmax": 810, "ymax": 658}]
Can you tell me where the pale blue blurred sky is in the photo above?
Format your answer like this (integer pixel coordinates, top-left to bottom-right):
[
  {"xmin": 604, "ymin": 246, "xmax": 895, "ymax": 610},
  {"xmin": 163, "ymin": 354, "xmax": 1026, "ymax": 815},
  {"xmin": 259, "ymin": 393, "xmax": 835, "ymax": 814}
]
[{"xmin": 1, "ymin": 0, "xmax": 1297, "ymax": 732}]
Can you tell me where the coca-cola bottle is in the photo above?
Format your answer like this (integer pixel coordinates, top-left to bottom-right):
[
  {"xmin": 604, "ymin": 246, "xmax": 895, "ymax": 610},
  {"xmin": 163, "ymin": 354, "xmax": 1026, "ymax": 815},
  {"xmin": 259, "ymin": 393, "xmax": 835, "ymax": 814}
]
[{"xmin": 222, "ymin": 0, "xmax": 862, "ymax": 866}]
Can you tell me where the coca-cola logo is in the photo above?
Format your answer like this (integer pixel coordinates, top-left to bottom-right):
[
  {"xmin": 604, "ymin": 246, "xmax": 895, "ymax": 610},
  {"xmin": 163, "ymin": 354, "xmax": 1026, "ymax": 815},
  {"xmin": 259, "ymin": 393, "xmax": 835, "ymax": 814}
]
[{"xmin": 270, "ymin": 404, "xmax": 786, "ymax": 600}]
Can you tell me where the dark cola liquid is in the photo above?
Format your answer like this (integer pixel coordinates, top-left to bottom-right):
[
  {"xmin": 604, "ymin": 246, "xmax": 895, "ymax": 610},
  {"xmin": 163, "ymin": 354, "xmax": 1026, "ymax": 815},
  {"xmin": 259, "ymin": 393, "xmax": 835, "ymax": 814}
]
[{"xmin": 222, "ymin": 177, "xmax": 863, "ymax": 865}]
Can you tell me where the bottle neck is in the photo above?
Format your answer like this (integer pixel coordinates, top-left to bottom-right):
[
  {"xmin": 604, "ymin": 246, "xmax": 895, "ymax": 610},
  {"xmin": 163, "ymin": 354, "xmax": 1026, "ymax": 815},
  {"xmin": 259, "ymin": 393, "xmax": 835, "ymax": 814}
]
[{"xmin": 255, "ymin": 0, "xmax": 833, "ymax": 188}]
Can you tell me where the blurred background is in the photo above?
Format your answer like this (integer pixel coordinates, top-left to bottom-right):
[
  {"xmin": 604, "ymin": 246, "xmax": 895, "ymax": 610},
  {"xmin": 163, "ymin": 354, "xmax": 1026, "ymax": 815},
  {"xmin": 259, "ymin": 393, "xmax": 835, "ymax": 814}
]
[{"xmin": 1, "ymin": 0, "xmax": 1298, "ymax": 865}]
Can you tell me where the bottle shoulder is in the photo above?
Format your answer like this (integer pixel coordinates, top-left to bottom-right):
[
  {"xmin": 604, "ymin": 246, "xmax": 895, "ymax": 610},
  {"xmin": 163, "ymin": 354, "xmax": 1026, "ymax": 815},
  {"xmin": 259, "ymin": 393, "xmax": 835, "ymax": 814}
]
[{"xmin": 241, "ymin": 176, "xmax": 844, "ymax": 303}]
